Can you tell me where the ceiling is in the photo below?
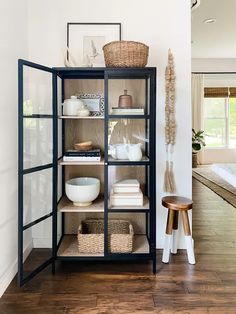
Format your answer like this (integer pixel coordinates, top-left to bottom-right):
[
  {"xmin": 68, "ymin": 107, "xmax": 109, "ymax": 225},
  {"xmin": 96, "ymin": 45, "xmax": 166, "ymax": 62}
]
[{"xmin": 192, "ymin": 0, "xmax": 236, "ymax": 58}]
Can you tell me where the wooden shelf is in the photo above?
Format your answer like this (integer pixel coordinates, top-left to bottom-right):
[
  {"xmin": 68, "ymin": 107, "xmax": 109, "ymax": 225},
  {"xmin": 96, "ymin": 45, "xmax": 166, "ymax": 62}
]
[
  {"xmin": 109, "ymin": 114, "xmax": 149, "ymax": 119},
  {"xmin": 59, "ymin": 157, "xmax": 104, "ymax": 166},
  {"xmin": 58, "ymin": 235, "xmax": 104, "ymax": 257},
  {"xmin": 59, "ymin": 115, "xmax": 104, "ymax": 120},
  {"xmin": 108, "ymin": 156, "xmax": 149, "ymax": 165},
  {"xmin": 109, "ymin": 196, "xmax": 149, "ymax": 212},
  {"xmin": 58, "ymin": 196, "xmax": 104, "ymax": 213},
  {"xmin": 57, "ymin": 235, "xmax": 149, "ymax": 257}
]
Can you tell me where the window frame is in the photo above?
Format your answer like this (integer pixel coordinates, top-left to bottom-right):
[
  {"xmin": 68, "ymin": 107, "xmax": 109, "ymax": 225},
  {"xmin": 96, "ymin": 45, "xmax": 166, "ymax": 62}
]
[{"xmin": 203, "ymin": 95, "xmax": 235, "ymax": 149}]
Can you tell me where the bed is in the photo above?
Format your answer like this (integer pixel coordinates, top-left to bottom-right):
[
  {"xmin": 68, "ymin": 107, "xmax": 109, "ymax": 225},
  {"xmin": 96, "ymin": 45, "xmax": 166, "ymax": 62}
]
[{"xmin": 211, "ymin": 163, "xmax": 236, "ymax": 188}]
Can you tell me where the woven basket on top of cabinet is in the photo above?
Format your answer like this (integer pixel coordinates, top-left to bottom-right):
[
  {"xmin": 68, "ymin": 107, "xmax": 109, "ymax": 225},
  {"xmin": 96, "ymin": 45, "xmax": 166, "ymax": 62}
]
[
  {"xmin": 103, "ymin": 41, "xmax": 149, "ymax": 68},
  {"xmin": 77, "ymin": 219, "xmax": 134, "ymax": 254}
]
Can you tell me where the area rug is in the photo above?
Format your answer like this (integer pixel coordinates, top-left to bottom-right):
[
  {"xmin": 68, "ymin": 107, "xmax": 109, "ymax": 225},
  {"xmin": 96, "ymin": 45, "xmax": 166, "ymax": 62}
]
[{"xmin": 192, "ymin": 167, "xmax": 236, "ymax": 208}]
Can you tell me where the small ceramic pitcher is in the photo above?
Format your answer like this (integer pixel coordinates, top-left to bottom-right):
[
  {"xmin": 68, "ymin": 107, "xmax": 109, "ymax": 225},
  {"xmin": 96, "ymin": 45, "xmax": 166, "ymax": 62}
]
[
  {"xmin": 108, "ymin": 144, "xmax": 128, "ymax": 160},
  {"xmin": 126, "ymin": 143, "xmax": 142, "ymax": 161}
]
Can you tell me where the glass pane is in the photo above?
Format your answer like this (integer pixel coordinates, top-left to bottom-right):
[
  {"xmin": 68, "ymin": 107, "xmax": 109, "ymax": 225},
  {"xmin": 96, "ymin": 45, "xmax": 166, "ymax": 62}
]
[
  {"xmin": 108, "ymin": 165, "xmax": 149, "ymax": 210},
  {"xmin": 58, "ymin": 164, "xmax": 63, "ymax": 202},
  {"xmin": 23, "ymin": 168, "xmax": 52, "ymax": 226},
  {"xmin": 57, "ymin": 211, "xmax": 62, "ymax": 245},
  {"xmin": 108, "ymin": 213, "xmax": 149, "ymax": 254},
  {"xmin": 204, "ymin": 118, "xmax": 226, "ymax": 147},
  {"xmin": 23, "ymin": 66, "xmax": 52, "ymax": 115},
  {"xmin": 108, "ymin": 165, "xmax": 146, "ymax": 196},
  {"xmin": 58, "ymin": 118, "xmax": 62, "ymax": 157},
  {"xmin": 229, "ymin": 98, "xmax": 236, "ymax": 148},
  {"xmin": 23, "ymin": 118, "xmax": 52, "ymax": 169},
  {"xmin": 204, "ymin": 98, "xmax": 226, "ymax": 118},
  {"xmin": 57, "ymin": 76, "xmax": 62, "ymax": 116},
  {"xmin": 108, "ymin": 79, "xmax": 148, "ymax": 115},
  {"xmin": 23, "ymin": 217, "xmax": 52, "ymax": 275},
  {"xmin": 108, "ymin": 119, "xmax": 148, "ymax": 160}
]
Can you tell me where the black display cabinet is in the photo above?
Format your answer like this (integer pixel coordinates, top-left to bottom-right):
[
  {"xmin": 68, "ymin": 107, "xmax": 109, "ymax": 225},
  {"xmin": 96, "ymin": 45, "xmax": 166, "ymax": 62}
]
[{"xmin": 18, "ymin": 59, "xmax": 156, "ymax": 286}]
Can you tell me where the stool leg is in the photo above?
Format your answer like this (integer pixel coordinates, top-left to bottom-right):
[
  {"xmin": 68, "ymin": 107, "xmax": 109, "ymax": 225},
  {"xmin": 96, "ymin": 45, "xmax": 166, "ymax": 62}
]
[
  {"xmin": 171, "ymin": 211, "xmax": 179, "ymax": 254},
  {"xmin": 181, "ymin": 211, "xmax": 195, "ymax": 265},
  {"xmin": 162, "ymin": 209, "xmax": 174, "ymax": 263}
]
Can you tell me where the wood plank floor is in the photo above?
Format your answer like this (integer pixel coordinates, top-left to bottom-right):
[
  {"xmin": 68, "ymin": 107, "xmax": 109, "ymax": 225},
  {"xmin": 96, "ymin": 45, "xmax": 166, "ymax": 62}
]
[{"xmin": 0, "ymin": 179, "xmax": 236, "ymax": 313}]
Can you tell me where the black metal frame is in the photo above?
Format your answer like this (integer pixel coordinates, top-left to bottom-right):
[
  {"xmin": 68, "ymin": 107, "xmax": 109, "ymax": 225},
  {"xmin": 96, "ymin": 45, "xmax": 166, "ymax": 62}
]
[
  {"xmin": 18, "ymin": 62, "xmax": 157, "ymax": 286},
  {"xmin": 55, "ymin": 67, "xmax": 157, "ymax": 268},
  {"xmin": 18, "ymin": 59, "xmax": 58, "ymax": 286}
]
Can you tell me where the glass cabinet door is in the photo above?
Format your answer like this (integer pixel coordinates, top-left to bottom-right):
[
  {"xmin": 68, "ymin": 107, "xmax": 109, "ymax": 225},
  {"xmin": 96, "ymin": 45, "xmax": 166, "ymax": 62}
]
[
  {"xmin": 18, "ymin": 60, "xmax": 58, "ymax": 286},
  {"xmin": 104, "ymin": 69, "xmax": 156, "ymax": 260}
]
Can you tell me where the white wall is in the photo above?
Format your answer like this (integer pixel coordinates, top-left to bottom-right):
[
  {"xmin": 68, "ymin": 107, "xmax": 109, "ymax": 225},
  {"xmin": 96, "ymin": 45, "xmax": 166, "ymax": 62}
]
[
  {"xmin": 0, "ymin": 0, "xmax": 192, "ymax": 296},
  {"xmin": 0, "ymin": 0, "xmax": 28, "ymax": 297},
  {"xmin": 192, "ymin": 58, "xmax": 236, "ymax": 72},
  {"xmin": 27, "ymin": 0, "xmax": 192, "ymax": 249}
]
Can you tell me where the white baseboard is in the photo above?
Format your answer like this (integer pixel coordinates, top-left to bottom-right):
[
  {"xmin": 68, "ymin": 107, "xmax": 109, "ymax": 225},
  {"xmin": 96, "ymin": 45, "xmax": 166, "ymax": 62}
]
[{"xmin": 0, "ymin": 242, "xmax": 32, "ymax": 298}]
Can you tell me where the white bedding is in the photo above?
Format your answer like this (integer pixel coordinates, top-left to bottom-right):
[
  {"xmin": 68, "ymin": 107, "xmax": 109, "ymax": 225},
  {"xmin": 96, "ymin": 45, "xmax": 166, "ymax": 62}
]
[{"xmin": 211, "ymin": 163, "xmax": 236, "ymax": 188}]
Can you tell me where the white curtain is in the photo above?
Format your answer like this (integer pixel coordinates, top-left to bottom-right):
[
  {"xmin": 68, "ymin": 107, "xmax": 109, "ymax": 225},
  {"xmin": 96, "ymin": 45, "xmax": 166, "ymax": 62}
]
[{"xmin": 191, "ymin": 74, "xmax": 204, "ymax": 164}]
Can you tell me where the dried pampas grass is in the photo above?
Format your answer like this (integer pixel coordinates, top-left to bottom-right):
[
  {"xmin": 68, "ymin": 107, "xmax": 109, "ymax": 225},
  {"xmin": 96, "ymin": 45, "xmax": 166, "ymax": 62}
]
[{"xmin": 164, "ymin": 49, "xmax": 176, "ymax": 193}]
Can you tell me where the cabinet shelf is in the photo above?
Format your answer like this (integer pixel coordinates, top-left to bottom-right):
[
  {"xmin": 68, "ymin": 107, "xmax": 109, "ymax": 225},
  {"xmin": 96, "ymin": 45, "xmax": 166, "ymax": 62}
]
[
  {"xmin": 58, "ymin": 196, "xmax": 149, "ymax": 213},
  {"xmin": 59, "ymin": 158, "xmax": 104, "ymax": 166},
  {"xmin": 108, "ymin": 114, "xmax": 150, "ymax": 119},
  {"xmin": 108, "ymin": 196, "xmax": 150, "ymax": 212},
  {"xmin": 58, "ymin": 196, "xmax": 104, "ymax": 213},
  {"xmin": 59, "ymin": 115, "xmax": 104, "ymax": 120},
  {"xmin": 58, "ymin": 235, "xmax": 104, "ymax": 257},
  {"xmin": 108, "ymin": 156, "xmax": 149, "ymax": 166},
  {"xmin": 57, "ymin": 234, "xmax": 149, "ymax": 258}
]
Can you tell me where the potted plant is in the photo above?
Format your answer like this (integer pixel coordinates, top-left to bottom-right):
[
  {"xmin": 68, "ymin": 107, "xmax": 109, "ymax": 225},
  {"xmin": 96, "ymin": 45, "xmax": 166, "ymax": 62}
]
[{"xmin": 192, "ymin": 129, "xmax": 206, "ymax": 168}]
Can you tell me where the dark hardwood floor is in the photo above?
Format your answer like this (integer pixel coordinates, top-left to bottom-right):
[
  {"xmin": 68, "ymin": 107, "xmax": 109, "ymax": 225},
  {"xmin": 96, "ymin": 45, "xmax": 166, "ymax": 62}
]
[{"xmin": 0, "ymin": 179, "xmax": 236, "ymax": 313}]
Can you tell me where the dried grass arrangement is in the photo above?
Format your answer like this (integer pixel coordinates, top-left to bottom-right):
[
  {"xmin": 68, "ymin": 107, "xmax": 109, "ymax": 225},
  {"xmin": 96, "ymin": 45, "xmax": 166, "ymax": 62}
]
[{"xmin": 164, "ymin": 49, "xmax": 176, "ymax": 193}]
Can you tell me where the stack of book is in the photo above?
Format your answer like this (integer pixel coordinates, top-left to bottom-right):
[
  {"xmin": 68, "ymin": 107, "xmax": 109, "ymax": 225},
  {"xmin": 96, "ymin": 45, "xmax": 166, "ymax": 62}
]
[
  {"xmin": 111, "ymin": 107, "xmax": 144, "ymax": 115},
  {"xmin": 110, "ymin": 179, "xmax": 143, "ymax": 207},
  {"xmin": 63, "ymin": 149, "xmax": 101, "ymax": 162}
]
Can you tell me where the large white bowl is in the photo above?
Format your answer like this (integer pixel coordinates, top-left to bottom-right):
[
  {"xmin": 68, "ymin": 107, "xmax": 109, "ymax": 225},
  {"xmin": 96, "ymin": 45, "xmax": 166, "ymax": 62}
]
[{"xmin": 65, "ymin": 177, "xmax": 100, "ymax": 206}]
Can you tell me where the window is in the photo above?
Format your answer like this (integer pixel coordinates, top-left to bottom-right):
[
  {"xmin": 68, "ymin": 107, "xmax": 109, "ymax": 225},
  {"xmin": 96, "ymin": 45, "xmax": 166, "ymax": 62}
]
[{"xmin": 204, "ymin": 87, "xmax": 236, "ymax": 148}]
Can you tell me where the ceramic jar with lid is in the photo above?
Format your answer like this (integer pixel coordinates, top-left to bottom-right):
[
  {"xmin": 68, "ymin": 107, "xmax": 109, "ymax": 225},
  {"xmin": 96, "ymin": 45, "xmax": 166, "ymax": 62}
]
[
  {"xmin": 62, "ymin": 95, "xmax": 83, "ymax": 116},
  {"xmin": 118, "ymin": 89, "xmax": 133, "ymax": 108}
]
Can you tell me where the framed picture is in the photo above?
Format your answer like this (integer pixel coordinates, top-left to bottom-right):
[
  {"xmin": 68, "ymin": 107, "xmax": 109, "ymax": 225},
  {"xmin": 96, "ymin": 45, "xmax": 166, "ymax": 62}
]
[
  {"xmin": 77, "ymin": 93, "xmax": 104, "ymax": 116},
  {"xmin": 67, "ymin": 23, "xmax": 121, "ymax": 67}
]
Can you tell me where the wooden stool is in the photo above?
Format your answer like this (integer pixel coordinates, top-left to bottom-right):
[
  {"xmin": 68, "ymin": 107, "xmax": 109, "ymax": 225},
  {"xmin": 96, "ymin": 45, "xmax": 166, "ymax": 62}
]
[{"xmin": 162, "ymin": 196, "xmax": 195, "ymax": 265}]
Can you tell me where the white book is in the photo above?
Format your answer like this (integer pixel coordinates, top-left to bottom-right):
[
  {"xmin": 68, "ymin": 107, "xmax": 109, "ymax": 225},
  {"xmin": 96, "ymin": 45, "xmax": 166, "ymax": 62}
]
[
  {"xmin": 110, "ymin": 189, "xmax": 143, "ymax": 207},
  {"xmin": 111, "ymin": 108, "xmax": 144, "ymax": 115},
  {"xmin": 63, "ymin": 156, "xmax": 101, "ymax": 162},
  {"xmin": 113, "ymin": 179, "xmax": 140, "ymax": 193}
]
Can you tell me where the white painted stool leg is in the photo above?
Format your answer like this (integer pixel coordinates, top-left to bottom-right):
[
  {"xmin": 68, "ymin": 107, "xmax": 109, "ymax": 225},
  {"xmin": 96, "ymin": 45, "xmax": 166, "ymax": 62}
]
[
  {"xmin": 171, "ymin": 230, "xmax": 178, "ymax": 254},
  {"xmin": 181, "ymin": 210, "xmax": 196, "ymax": 265},
  {"xmin": 162, "ymin": 234, "xmax": 172, "ymax": 263},
  {"xmin": 185, "ymin": 235, "xmax": 196, "ymax": 264}
]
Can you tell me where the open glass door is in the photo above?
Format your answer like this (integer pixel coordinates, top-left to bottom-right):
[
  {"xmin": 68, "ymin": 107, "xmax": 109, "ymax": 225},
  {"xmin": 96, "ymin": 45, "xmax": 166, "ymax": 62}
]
[{"xmin": 18, "ymin": 60, "xmax": 58, "ymax": 286}]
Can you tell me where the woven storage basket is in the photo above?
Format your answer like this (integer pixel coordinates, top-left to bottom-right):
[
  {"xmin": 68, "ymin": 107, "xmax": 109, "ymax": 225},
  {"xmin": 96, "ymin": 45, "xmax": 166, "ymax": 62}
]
[
  {"xmin": 103, "ymin": 41, "xmax": 149, "ymax": 68},
  {"xmin": 77, "ymin": 219, "xmax": 134, "ymax": 254}
]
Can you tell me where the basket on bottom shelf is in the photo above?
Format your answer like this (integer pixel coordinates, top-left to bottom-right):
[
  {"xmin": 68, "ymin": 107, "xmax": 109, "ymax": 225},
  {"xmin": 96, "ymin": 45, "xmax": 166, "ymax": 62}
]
[{"xmin": 77, "ymin": 219, "xmax": 134, "ymax": 254}]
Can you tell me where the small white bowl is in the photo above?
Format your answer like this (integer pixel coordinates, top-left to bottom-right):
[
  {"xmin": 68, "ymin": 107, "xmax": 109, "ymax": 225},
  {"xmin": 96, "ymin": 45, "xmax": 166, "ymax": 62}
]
[{"xmin": 65, "ymin": 177, "xmax": 100, "ymax": 206}]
